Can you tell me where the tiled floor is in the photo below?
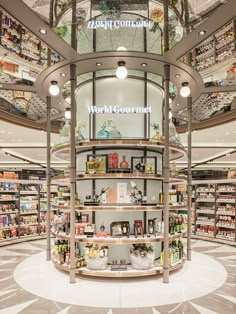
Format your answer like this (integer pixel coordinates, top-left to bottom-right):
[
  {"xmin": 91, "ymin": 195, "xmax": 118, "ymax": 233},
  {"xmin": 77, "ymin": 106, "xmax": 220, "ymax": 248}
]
[{"xmin": 0, "ymin": 239, "xmax": 235, "ymax": 313}]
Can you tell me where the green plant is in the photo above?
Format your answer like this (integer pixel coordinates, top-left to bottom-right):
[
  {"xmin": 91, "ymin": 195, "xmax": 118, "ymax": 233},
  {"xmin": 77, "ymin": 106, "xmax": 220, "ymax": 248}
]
[
  {"xmin": 150, "ymin": 122, "xmax": 159, "ymax": 131},
  {"xmin": 54, "ymin": 24, "xmax": 68, "ymax": 38}
]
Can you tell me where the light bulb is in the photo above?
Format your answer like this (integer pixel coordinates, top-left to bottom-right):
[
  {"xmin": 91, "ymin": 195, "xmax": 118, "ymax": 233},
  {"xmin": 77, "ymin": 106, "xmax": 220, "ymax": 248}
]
[
  {"xmin": 49, "ymin": 81, "xmax": 60, "ymax": 96},
  {"xmin": 65, "ymin": 97, "xmax": 71, "ymax": 104},
  {"xmin": 180, "ymin": 82, "xmax": 190, "ymax": 97},
  {"xmin": 64, "ymin": 108, "xmax": 71, "ymax": 120},
  {"xmin": 116, "ymin": 61, "xmax": 127, "ymax": 79}
]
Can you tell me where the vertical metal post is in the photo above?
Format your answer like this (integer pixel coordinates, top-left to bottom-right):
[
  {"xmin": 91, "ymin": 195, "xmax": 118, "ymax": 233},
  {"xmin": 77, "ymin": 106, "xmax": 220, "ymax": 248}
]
[
  {"xmin": 69, "ymin": 0, "xmax": 77, "ymax": 284},
  {"xmin": 69, "ymin": 64, "xmax": 76, "ymax": 283},
  {"xmin": 187, "ymin": 96, "xmax": 192, "ymax": 261},
  {"xmin": 163, "ymin": 0, "xmax": 170, "ymax": 284},
  {"xmin": 46, "ymin": 96, "xmax": 51, "ymax": 261},
  {"xmin": 163, "ymin": 64, "xmax": 170, "ymax": 283}
]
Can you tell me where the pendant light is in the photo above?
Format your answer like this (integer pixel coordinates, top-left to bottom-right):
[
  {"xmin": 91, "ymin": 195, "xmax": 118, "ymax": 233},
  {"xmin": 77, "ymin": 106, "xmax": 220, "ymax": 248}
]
[
  {"xmin": 49, "ymin": 81, "xmax": 60, "ymax": 96},
  {"xmin": 116, "ymin": 61, "xmax": 128, "ymax": 79},
  {"xmin": 64, "ymin": 107, "xmax": 71, "ymax": 120},
  {"xmin": 180, "ymin": 82, "xmax": 191, "ymax": 98}
]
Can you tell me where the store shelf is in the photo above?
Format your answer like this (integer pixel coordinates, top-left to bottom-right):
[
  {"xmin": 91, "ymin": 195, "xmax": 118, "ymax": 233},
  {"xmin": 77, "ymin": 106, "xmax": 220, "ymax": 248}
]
[
  {"xmin": 52, "ymin": 139, "xmax": 186, "ymax": 162},
  {"xmin": 0, "ymin": 225, "xmax": 19, "ymax": 229},
  {"xmin": 0, "ymin": 190, "xmax": 18, "ymax": 193},
  {"xmin": 20, "ymin": 200, "xmax": 38, "ymax": 203},
  {"xmin": 196, "ymin": 210, "xmax": 215, "ymax": 214},
  {"xmin": 20, "ymin": 211, "xmax": 38, "ymax": 215},
  {"xmin": 51, "ymin": 204, "xmax": 187, "ymax": 212},
  {"xmin": 51, "ymin": 230, "xmax": 186, "ymax": 244},
  {"xmin": 0, "ymin": 199, "xmax": 19, "ymax": 201},
  {"xmin": 52, "ymin": 258, "xmax": 184, "ymax": 278},
  {"xmin": 216, "ymin": 224, "xmax": 235, "ymax": 229},
  {"xmin": 53, "ymin": 173, "xmax": 186, "ymax": 183},
  {"xmin": 192, "ymin": 234, "xmax": 236, "ymax": 246},
  {"xmin": 0, "ymin": 211, "xmax": 18, "ymax": 215},
  {"xmin": 20, "ymin": 191, "xmax": 38, "ymax": 195},
  {"xmin": 196, "ymin": 199, "xmax": 215, "ymax": 203},
  {"xmin": 216, "ymin": 211, "xmax": 235, "ymax": 216},
  {"xmin": 196, "ymin": 221, "xmax": 215, "ymax": 226},
  {"xmin": 216, "ymin": 190, "xmax": 236, "ymax": 193},
  {"xmin": 216, "ymin": 199, "xmax": 235, "ymax": 203}
]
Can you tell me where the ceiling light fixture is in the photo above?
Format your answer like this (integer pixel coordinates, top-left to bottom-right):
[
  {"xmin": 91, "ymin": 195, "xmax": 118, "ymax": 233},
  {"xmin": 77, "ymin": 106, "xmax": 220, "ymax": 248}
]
[
  {"xmin": 175, "ymin": 74, "xmax": 181, "ymax": 78},
  {"xmin": 180, "ymin": 82, "xmax": 191, "ymax": 98},
  {"xmin": 49, "ymin": 81, "xmax": 60, "ymax": 96},
  {"xmin": 198, "ymin": 30, "xmax": 206, "ymax": 36},
  {"xmin": 226, "ymin": 132, "xmax": 230, "ymax": 135},
  {"xmin": 60, "ymin": 73, "xmax": 66, "ymax": 77},
  {"xmin": 116, "ymin": 61, "xmax": 127, "ymax": 80},
  {"xmin": 96, "ymin": 62, "xmax": 102, "ymax": 66},
  {"xmin": 39, "ymin": 29, "xmax": 47, "ymax": 35},
  {"xmin": 65, "ymin": 107, "xmax": 71, "ymax": 120},
  {"xmin": 65, "ymin": 97, "xmax": 71, "ymax": 104},
  {"xmin": 141, "ymin": 63, "xmax": 147, "ymax": 67}
]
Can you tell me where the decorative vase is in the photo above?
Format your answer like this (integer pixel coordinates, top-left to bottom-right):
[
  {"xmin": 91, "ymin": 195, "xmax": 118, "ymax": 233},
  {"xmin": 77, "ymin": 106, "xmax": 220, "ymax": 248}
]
[
  {"xmin": 97, "ymin": 127, "xmax": 109, "ymax": 139},
  {"xmin": 109, "ymin": 125, "xmax": 122, "ymax": 139},
  {"xmin": 130, "ymin": 253, "xmax": 155, "ymax": 270},
  {"xmin": 85, "ymin": 256, "xmax": 108, "ymax": 270}
]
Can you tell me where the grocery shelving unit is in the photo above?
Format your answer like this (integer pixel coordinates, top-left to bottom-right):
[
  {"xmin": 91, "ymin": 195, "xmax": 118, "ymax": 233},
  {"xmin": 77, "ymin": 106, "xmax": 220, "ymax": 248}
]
[
  {"xmin": 192, "ymin": 180, "xmax": 236, "ymax": 245},
  {"xmin": 0, "ymin": 179, "xmax": 48, "ymax": 246}
]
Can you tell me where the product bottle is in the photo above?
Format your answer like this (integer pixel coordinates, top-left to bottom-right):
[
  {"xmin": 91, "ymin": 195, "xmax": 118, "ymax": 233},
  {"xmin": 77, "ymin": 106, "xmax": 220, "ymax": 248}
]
[
  {"xmin": 159, "ymin": 192, "xmax": 164, "ymax": 205},
  {"xmin": 120, "ymin": 155, "xmax": 129, "ymax": 169}
]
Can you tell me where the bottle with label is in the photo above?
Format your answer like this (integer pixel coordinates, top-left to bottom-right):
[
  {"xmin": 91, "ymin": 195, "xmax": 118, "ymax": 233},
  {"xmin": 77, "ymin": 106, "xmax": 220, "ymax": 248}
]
[
  {"xmin": 159, "ymin": 192, "xmax": 164, "ymax": 205},
  {"xmin": 120, "ymin": 155, "xmax": 129, "ymax": 168}
]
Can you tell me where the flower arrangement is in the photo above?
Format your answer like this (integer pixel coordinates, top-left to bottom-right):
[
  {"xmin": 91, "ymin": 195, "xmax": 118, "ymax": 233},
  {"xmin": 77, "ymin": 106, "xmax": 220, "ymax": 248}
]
[
  {"xmin": 150, "ymin": 122, "xmax": 164, "ymax": 143},
  {"xmin": 84, "ymin": 244, "xmax": 109, "ymax": 270},
  {"xmin": 130, "ymin": 244, "xmax": 155, "ymax": 269},
  {"xmin": 130, "ymin": 244, "xmax": 154, "ymax": 257},
  {"xmin": 149, "ymin": 8, "xmax": 163, "ymax": 33}
]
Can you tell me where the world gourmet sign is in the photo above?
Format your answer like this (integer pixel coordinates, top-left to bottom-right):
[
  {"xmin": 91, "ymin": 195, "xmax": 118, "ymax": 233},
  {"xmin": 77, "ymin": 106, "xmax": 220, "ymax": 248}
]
[
  {"xmin": 87, "ymin": 105, "xmax": 152, "ymax": 114},
  {"xmin": 87, "ymin": 19, "xmax": 153, "ymax": 30}
]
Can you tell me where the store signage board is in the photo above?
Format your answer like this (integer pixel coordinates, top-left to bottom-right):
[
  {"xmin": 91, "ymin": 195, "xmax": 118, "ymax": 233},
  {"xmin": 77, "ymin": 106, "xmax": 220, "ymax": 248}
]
[
  {"xmin": 87, "ymin": 105, "xmax": 152, "ymax": 114},
  {"xmin": 87, "ymin": 19, "xmax": 153, "ymax": 30}
]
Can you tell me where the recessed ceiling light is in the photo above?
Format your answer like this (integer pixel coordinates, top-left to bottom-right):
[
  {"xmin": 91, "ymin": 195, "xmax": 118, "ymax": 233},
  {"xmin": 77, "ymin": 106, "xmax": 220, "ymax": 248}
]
[
  {"xmin": 141, "ymin": 63, "xmax": 147, "ymax": 67},
  {"xmin": 226, "ymin": 132, "xmax": 230, "ymax": 135},
  {"xmin": 0, "ymin": 131, "xmax": 4, "ymax": 133},
  {"xmin": 60, "ymin": 73, "xmax": 66, "ymax": 77},
  {"xmin": 193, "ymin": 130, "xmax": 197, "ymax": 133},
  {"xmin": 58, "ymin": 102, "xmax": 62, "ymax": 105},
  {"xmin": 18, "ymin": 139, "xmax": 22, "ymax": 142},
  {"xmin": 175, "ymin": 74, "xmax": 180, "ymax": 78},
  {"xmin": 198, "ymin": 30, "xmax": 206, "ymax": 36},
  {"xmin": 221, "ymin": 140, "xmax": 224, "ymax": 142},
  {"xmin": 216, "ymin": 140, "xmax": 219, "ymax": 142},
  {"xmin": 176, "ymin": 103, "xmax": 180, "ymax": 106},
  {"xmin": 96, "ymin": 62, "xmax": 102, "ymax": 66},
  {"xmin": 39, "ymin": 29, "xmax": 47, "ymax": 35},
  {"xmin": 233, "ymin": 131, "xmax": 236, "ymax": 133}
]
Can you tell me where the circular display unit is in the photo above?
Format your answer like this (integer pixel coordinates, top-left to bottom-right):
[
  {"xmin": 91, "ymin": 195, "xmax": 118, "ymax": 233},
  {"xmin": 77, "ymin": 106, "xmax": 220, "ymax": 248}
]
[
  {"xmin": 52, "ymin": 258, "xmax": 185, "ymax": 278},
  {"xmin": 52, "ymin": 173, "xmax": 186, "ymax": 184},
  {"xmin": 52, "ymin": 139, "xmax": 187, "ymax": 161},
  {"xmin": 51, "ymin": 231, "xmax": 186, "ymax": 244},
  {"xmin": 51, "ymin": 204, "xmax": 187, "ymax": 211}
]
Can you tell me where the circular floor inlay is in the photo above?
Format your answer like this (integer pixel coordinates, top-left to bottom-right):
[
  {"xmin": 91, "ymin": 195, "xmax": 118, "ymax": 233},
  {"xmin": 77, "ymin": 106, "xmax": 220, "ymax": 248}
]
[{"xmin": 14, "ymin": 251, "xmax": 227, "ymax": 308}]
